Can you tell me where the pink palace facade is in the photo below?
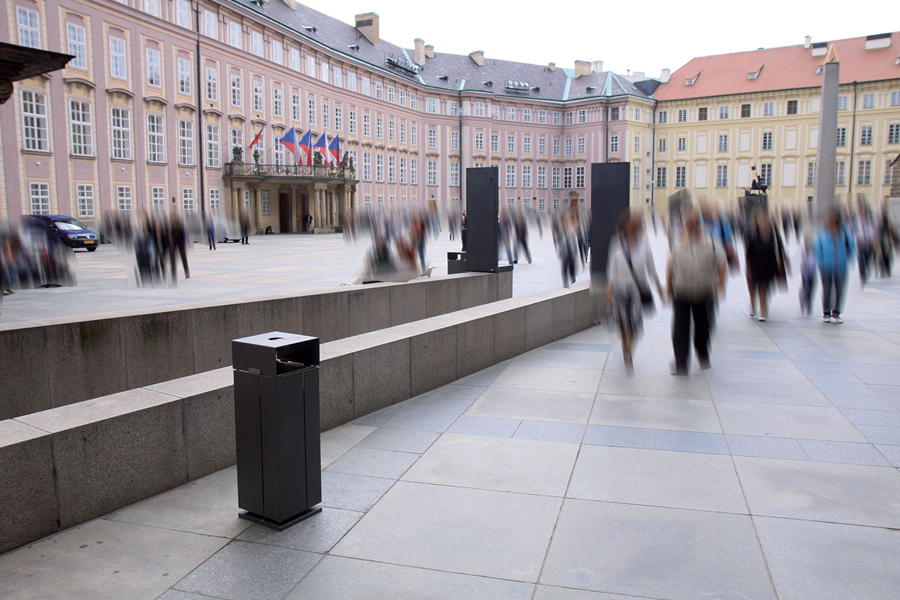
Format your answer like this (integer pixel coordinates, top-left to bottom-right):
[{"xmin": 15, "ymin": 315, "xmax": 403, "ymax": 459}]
[{"xmin": 1, "ymin": 0, "xmax": 663, "ymax": 232}]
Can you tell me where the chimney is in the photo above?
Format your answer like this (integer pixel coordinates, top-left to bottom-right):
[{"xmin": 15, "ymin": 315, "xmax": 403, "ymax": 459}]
[
  {"xmin": 574, "ymin": 60, "xmax": 590, "ymax": 78},
  {"xmin": 592, "ymin": 60, "xmax": 603, "ymax": 73},
  {"xmin": 660, "ymin": 68, "xmax": 670, "ymax": 83},
  {"xmin": 469, "ymin": 50, "xmax": 484, "ymax": 67},
  {"xmin": 548, "ymin": 62, "xmax": 557, "ymax": 72},
  {"xmin": 804, "ymin": 35, "xmax": 812, "ymax": 49},
  {"xmin": 424, "ymin": 44, "xmax": 435, "ymax": 59},
  {"xmin": 414, "ymin": 38, "xmax": 426, "ymax": 66},
  {"xmin": 355, "ymin": 12, "xmax": 379, "ymax": 47}
]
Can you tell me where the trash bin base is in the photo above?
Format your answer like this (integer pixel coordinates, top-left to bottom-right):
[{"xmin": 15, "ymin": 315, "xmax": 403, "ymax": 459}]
[{"xmin": 239, "ymin": 506, "xmax": 322, "ymax": 531}]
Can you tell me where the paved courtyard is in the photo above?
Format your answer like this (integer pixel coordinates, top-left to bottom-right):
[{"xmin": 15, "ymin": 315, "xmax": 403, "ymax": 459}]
[
  {"xmin": 0, "ymin": 230, "xmax": 584, "ymax": 325},
  {"xmin": 2, "ymin": 273, "xmax": 899, "ymax": 599}
]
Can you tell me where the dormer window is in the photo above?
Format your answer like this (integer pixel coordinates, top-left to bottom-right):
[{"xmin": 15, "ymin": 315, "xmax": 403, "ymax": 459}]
[
  {"xmin": 685, "ymin": 74, "xmax": 699, "ymax": 86},
  {"xmin": 747, "ymin": 65, "xmax": 763, "ymax": 80}
]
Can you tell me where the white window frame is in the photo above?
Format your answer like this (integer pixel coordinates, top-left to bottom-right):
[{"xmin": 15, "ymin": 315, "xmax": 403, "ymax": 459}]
[
  {"xmin": 177, "ymin": 0, "xmax": 191, "ymax": 29},
  {"xmin": 67, "ymin": 24, "xmax": 88, "ymax": 70},
  {"xmin": 146, "ymin": 48, "xmax": 162, "ymax": 87},
  {"xmin": 178, "ymin": 118, "xmax": 194, "ymax": 166},
  {"xmin": 117, "ymin": 185, "xmax": 133, "ymax": 211},
  {"xmin": 69, "ymin": 99, "xmax": 94, "ymax": 157},
  {"xmin": 273, "ymin": 88, "xmax": 283, "ymax": 118},
  {"xmin": 506, "ymin": 164, "xmax": 516, "ymax": 188},
  {"xmin": 109, "ymin": 36, "xmax": 127, "ymax": 80},
  {"xmin": 76, "ymin": 184, "xmax": 95, "ymax": 218},
  {"xmin": 231, "ymin": 75, "xmax": 242, "ymax": 107},
  {"xmin": 30, "ymin": 182, "xmax": 51, "ymax": 214},
  {"xmin": 182, "ymin": 187, "xmax": 195, "ymax": 212},
  {"xmin": 229, "ymin": 21, "xmax": 241, "ymax": 48},
  {"xmin": 20, "ymin": 90, "xmax": 50, "ymax": 152},
  {"xmin": 206, "ymin": 123, "xmax": 220, "ymax": 168},
  {"xmin": 17, "ymin": 7, "xmax": 41, "ymax": 49},
  {"xmin": 427, "ymin": 160, "xmax": 438, "ymax": 186},
  {"xmin": 147, "ymin": 113, "xmax": 165, "ymax": 163},
  {"xmin": 205, "ymin": 66, "xmax": 218, "ymax": 102},
  {"xmin": 204, "ymin": 10, "xmax": 217, "ymax": 39},
  {"xmin": 111, "ymin": 106, "xmax": 132, "ymax": 160},
  {"xmin": 178, "ymin": 58, "xmax": 191, "ymax": 94},
  {"xmin": 253, "ymin": 81, "xmax": 263, "ymax": 112}
]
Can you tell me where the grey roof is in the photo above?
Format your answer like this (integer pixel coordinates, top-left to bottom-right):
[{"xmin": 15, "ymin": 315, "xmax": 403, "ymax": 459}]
[{"xmin": 229, "ymin": 0, "xmax": 655, "ymax": 102}]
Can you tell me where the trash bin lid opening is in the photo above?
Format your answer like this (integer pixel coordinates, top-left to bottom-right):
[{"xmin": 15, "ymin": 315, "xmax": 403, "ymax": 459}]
[{"xmin": 268, "ymin": 337, "xmax": 284, "ymax": 341}]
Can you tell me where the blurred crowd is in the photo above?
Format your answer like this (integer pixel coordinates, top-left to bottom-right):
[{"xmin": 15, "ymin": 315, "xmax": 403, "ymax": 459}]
[
  {"xmin": 1, "ymin": 220, "xmax": 77, "ymax": 295},
  {"xmin": 605, "ymin": 195, "xmax": 899, "ymax": 375},
  {"xmin": 343, "ymin": 201, "xmax": 441, "ymax": 282}
]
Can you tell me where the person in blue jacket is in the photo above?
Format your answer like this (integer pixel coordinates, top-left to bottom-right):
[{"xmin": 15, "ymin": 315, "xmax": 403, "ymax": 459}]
[{"xmin": 814, "ymin": 208, "xmax": 855, "ymax": 324}]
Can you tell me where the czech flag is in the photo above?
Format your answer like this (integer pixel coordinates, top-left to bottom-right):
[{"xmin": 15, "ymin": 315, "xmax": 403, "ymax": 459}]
[
  {"xmin": 279, "ymin": 127, "xmax": 301, "ymax": 164},
  {"xmin": 328, "ymin": 136, "xmax": 341, "ymax": 166},
  {"xmin": 313, "ymin": 134, "xmax": 330, "ymax": 165},
  {"xmin": 248, "ymin": 120, "xmax": 268, "ymax": 150},
  {"xmin": 297, "ymin": 129, "xmax": 313, "ymax": 165}
]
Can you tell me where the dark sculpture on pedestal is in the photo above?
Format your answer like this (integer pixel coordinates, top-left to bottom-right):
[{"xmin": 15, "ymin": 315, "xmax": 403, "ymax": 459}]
[{"xmin": 232, "ymin": 146, "xmax": 244, "ymax": 163}]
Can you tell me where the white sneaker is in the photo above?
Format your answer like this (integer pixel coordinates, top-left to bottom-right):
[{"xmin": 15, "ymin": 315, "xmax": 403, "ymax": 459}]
[
  {"xmin": 823, "ymin": 315, "xmax": 832, "ymax": 323},
  {"xmin": 831, "ymin": 315, "xmax": 843, "ymax": 324}
]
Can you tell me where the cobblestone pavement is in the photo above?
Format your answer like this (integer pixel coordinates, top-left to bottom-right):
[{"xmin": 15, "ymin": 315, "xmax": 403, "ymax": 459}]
[{"xmin": 2, "ymin": 272, "xmax": 899, "ymax": 599}]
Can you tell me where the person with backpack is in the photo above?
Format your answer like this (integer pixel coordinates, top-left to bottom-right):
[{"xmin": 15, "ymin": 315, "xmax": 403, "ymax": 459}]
[
  {"xmin": 814, "ymin": 207, "xmax": 855, "ymax": 324},
  {"xmin": 667, "ymin": 209, "xmax": 726, "ymax": 375}
]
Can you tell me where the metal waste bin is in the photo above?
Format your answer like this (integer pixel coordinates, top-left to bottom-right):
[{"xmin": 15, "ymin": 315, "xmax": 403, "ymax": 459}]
[{"xmin": 232, "ymin": 332, "xmax": 321, "ymax": 530}]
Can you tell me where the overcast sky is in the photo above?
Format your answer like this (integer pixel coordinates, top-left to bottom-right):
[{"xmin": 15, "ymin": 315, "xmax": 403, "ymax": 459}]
[{"xmin": 299, "ymin": 0, "xmax": 892, "ymax": 77}]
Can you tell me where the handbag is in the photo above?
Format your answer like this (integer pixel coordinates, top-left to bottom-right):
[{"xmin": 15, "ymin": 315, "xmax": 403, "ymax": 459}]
[
  {"xmin": 623, "ymin": 246, "xmax": 655, "ymax": 310},
  {"xmin": 775, "ymin": 230, "xmax": 788, "ymax": 290}
]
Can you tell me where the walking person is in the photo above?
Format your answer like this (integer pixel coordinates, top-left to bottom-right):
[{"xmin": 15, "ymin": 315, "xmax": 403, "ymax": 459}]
[
  {"xmin": 799, "ymin": 231, "xmax": 818, "ymax": 315},
  {"xmin": 745, "ymin": 209, "xmax": 787, "ymax": 322},
  {"xmin": 206, "ymin": 214, "xmax": 217, "ymax": 251},
  {"xmin": 239, "ymin": 209, "xmax": 250, "ymax": 245},
  {"xmin": 815, "ymin": 208, "xmax": 855, "ymax": 324},
  {"xmin": 607, "ymin": 211, "xmax": 663, "ymax": 373},
  {"xmin": 667, "ymin": 210, "xmax": 727, "ymax": 375},
  {"xmin": 854, "ymin": 205, "xmax": 877, "ymax": 285}
]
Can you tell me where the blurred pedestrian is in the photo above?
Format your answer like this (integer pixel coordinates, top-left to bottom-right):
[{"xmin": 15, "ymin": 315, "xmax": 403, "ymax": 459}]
[
  {"xmin": 744, "ymin": 209, "xmax": 788, "ymax": 322},
  {"xmin": 854, "ymin": 204, "xmax": 877, "ymax": 285},
  {"xmin": 206, "ymin": 214, "xmax": 217, "ymax": 250},
  {"xmin": 799, "ymin": 231, "xmax": 817, "ymax": 316},
  {"xmin": 607, "ymin": 211, "xmax": 662, "ymax": 373},
  {"xmin": 815, "ymin": 208, "xmax": 854, "ymax": 324},
  {"xmin": 170, "ymin": 212, "xmax": 190, "ymax": 279},
  {"xmin": 878, "ymin": 210, "xmax": 898, "ymax": 277},
  {"xmin": 239, "ymin": 209, "xmax": 250, "ymax": 245},
  {"xmin": 667, "ymin": 210, "xmax": 726, "ymax": 375}
]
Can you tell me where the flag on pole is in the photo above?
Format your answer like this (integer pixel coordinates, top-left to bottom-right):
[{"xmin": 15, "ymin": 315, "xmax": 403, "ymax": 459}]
[
  {"xmin": 328, "ymin": 136, "xmax": 341, "ymax": 166},
  {"xmin": 313, "ymin": 134, "xmax": 329, "ymax": 165},
  {"xmin": 248, "ymin": 120, "xmax": 269, "ymax": 150},
  {"xmin": 279, "ymin": 127, "xmax": 303, "ymax": 164},
  {"xmin": 297, "ymin": 129, "xmax": 313, "ymax": 165}
]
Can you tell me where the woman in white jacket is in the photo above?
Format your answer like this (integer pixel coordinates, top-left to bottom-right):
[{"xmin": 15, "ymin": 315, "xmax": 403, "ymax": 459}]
[{"xmin": 606, "ymin": 211, "xmax": 663, "ymax": 373}]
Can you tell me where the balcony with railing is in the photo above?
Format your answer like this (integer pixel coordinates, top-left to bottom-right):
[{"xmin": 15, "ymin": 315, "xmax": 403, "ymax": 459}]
[{"xmin": 224, "ymin": 162, "xmax": 357, "ymax": 182}]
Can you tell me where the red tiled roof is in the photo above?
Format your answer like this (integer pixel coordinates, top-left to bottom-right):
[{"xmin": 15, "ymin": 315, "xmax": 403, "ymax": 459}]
[{"xmin": 654, "ymin": 33, "xmax": 900, "ymax": 101}]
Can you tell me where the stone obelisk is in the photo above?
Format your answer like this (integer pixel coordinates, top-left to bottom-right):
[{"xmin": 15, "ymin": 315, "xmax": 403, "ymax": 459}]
[{"xmin": 813, "ymin": 44, "xmax": 840, "ymax": 221}]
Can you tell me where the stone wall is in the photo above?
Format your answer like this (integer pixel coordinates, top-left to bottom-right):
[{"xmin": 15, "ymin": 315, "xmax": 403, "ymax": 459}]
[
  {"xmin": 0, "ymin": 282, "xmax": 590, "ymax": 555},
  {"xmin": 0, "ymin": 271, "xmax": 512, "ymax": 421}
]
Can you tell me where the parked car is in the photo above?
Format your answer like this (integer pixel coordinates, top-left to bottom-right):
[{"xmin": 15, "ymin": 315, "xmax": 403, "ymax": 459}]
[{"xmin": 25, "ymin": 215, "xmax": 100, "ymax": 251}]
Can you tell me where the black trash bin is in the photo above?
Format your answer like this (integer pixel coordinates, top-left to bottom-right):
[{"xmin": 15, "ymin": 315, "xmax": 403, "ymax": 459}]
[{"xmin": 232, "ymin": 332, "xmax": 321, "ymax": 530}]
